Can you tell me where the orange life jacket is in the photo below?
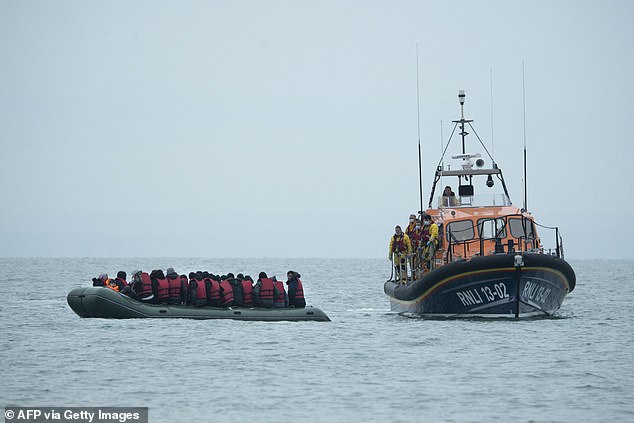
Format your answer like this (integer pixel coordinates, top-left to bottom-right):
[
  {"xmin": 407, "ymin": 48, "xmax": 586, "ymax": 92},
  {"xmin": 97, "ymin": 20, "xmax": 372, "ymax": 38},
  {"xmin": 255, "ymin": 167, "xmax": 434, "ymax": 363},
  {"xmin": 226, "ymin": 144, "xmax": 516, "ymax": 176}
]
[{"xmin": 105, "ymin": 279, "xmax": 120, "ymax": 292}]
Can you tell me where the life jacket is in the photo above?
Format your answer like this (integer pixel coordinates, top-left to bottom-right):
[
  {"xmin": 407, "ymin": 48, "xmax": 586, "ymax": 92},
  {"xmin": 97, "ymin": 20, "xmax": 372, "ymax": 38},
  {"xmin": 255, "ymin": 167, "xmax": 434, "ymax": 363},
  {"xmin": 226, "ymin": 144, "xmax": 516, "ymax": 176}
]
[
  {"xmin": 137, "ymin": 272, "xmax": 154, "ymax": 300},
  {"xmin": 105, "ymin": 279, "xmax": 120, "ymax": 292},
  {"xmin": 293, "ymin": 279, "xmax": 305, "ymax": 300},
  {"xmin": 422, "ymin": 223, "xmax": 439, "ymax": 248},
  {"xmin": 405, "ymin": 222, "xmax": 416, "ymax": 237},
  {"xmin": 230, "ymin": 279, "xmax": 244, "ymax": 307},
  {"xmin": 206, "ymin": 278, "xmax": 221, "ymax": 307},
  {"xmin": 421, "ymin": 226, "xmax": 431, "ymax": 242},
  {"xmin": 219, "ymin": 279, "xmax": 234, "ymax": 307},
  {"xmin": 391, "ymin": 234, "xmax": 407, "ymax": 253},
  {"xmin": 167, "ymin": 275, "xmax": 182, "ymax": 304},
  {"xmin": 288, "ymin": 278, "xmax": 306, "ymax": 308},
  {"xmin": 273, "ymin": 280, "xmax": 286, "ymax": 307},
  {"xmin": 115, "ymin": 277, "xmax": 127, "ymax": 288},
  {"xmin": 258, "ymin": 277, "xmax": 275, "ymax": 306},
  {"xmin": 191, "ymin": 279, "xmax": 207, "ymax": 307},
  {"xmin": 155, "ymin": 277, "xmax": 169, "ymax": 302},
  {"xmin": 241, "ymin": 280, "xmax": 254, "ymax": 307},
  {"xmin": 410, "ymin": 228, "xmax": 423, "ymax": 246}
]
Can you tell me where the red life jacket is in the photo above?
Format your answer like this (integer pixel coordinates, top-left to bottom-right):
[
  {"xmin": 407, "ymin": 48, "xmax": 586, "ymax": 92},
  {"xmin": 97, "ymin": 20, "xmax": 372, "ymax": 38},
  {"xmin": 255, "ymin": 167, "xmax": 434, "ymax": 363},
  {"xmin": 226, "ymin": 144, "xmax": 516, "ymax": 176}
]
[
  {"xmin": 241, "ymin": 280, "xmax": 254, "ymax": 306},
  {"xmin": 294, "ymin": 279, "xmax": 305, "ymax": 300},
  {"xmin": 274, "ymin": 280, "xmax": 286, "ymax": 306},
  {"xmin": 259, "ymin": 277, "xmax": 275, "ymax": 301},
  {"xmin": 219, "ymin": 280, "xmax": 234, "ymax": 307},
  {"xmin": 167, "ymin": 275, "xmax": 182, "ymax": 303},
  {"xmin": 421, "ymin": 226, "xmax": 431, "ymax": 242},
  {"xmin": 206, "ymin": 278, "xmax": 221, "ymax": 304},
  {"xmin": 115, "ymin": 277, "xmax": 127, "ymax": 288},
  {"xmin": 410, "ymin": 229, "xmax": 422, "ymax": 244},
  {"xmin": 195, "ymin": 279, "xmax": 206, "ymax": 303},
  {"xmin": 137, "ymin": 272, "xmax": 154, "ymax": 299},
  {"xmin": 391, "ymin": 234, "xmax": 407, "ymax": 253},
  {"xmin": 405, "ymin": 223, "xmax": 416, "ymax": 237},
  {"xmin": 155, "ymin": 277, "xmax": 169, "ymax": 302}
]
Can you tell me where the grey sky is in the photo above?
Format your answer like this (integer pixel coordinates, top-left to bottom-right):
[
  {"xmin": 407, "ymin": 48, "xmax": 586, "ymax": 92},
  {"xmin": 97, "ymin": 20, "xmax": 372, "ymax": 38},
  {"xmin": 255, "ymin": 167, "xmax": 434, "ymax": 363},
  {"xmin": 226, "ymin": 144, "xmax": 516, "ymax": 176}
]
[{"xmin": 1, "ymin": 0, "xmax": 632, "ymax": 259}]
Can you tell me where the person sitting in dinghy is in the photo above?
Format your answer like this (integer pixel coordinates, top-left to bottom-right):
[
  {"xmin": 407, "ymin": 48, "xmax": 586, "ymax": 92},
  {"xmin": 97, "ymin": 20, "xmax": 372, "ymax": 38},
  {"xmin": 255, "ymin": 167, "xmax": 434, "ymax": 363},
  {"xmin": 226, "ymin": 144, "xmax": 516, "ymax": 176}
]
[
  {"xmin": 286, "ymin": 271, "xmax": 306, "ymax": 308},
  {"xmin": 254, "ymin": 272, "xmax": 275, "ymax": 308},
  {"xmin": 131, "ymin": 270, "xmax": 155, "ymax": 302},
  {"xmin": 92, "ymin": 273, "xmax": 108, "ymax": 287},
  {"xmin": 103, "ymin": 271, "xmax": 126, "ymax": 292},
  {"xmin": 241, "ymin": 275, "xmax": 255, "ymax": 307}
]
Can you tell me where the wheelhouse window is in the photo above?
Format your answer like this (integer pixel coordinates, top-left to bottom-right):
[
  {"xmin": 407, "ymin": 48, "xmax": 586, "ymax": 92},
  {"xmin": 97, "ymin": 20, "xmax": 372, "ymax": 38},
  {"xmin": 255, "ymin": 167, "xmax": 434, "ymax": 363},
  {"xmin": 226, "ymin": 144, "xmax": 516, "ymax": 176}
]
[
  {"xmin": 446, "ymin": 220, "xmax": 475, "ymax": 242},
  {"xmin": 477, "ymin": 218, "xmax": 507, "ymax": 240},
  {"xmin": 509, "ymin": 218, "xmax": 536, "ymax": 239}
]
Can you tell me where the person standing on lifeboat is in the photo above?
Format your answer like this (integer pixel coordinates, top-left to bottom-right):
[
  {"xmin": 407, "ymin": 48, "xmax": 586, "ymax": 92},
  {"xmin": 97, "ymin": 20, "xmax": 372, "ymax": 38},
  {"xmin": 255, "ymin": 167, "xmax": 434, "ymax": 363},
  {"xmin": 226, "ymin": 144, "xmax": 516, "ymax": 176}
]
[
  {"xmin": 408, "ymin": 220, "xmax": 424, "ymax": 276},
  {"xmin": 405, "ymin": 214, "xmax": 418, "ymax": 238},
  {"xmin": 421, "ymin": 214, "xmax": 439, "ymax": 269},
  {"xmin": 286, "ymin": 271, "xmax": 306, "ymax": 308},
  {"xmin": 389, "ymin": 225, "xmax": 412, "ymax": 283}
]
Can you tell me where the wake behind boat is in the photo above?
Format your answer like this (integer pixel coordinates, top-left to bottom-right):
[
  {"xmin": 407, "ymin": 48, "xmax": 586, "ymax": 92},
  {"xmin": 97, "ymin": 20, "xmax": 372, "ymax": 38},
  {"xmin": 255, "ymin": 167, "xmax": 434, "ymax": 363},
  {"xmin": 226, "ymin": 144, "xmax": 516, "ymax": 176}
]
[{"xmin": 384, "ymin": 91, "xmax": 576, "ymax": 318}]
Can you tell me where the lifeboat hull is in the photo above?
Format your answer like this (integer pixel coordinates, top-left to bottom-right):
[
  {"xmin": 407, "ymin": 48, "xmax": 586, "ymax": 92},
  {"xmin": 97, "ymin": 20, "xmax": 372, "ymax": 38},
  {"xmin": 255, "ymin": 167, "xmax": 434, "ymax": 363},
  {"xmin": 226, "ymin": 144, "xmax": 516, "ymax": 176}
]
[
  {"xmin": 67, "ymin": 287, "xmax": 330, "ymax": 322},
  {"xmin": 384, "ymin": 253, "xmax": 575, "ymax": 318}
]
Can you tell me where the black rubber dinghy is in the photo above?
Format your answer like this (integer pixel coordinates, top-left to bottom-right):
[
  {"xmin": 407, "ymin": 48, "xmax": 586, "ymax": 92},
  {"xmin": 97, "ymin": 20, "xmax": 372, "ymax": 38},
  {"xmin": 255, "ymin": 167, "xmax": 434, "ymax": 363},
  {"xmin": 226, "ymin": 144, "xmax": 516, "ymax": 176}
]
[{"xmin": 68, "ymin": 287, "xmax": 330, "ymax": 322}]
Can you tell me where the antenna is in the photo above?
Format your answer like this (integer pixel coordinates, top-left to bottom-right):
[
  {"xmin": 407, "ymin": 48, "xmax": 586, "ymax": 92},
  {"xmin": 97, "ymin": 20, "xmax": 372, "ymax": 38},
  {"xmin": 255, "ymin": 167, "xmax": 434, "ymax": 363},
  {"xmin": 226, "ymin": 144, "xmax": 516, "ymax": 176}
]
[
  {"xmin": 416, "ymin": 44, "xmax": 423, "ymax": 214},
  {"xmin": 440, "ymin": 120, "xmax": 444, "ymax": 195},
  {"xmin": 457, "ymin": 90, "xmax": 470, "ymax": 154},
  {"xmin": 522, "ymin": 60, "xmax": 528, "ymax": 211},
  {"xmin": 490, "ymin": 68, "xmax": 495, "ymax": 159}
]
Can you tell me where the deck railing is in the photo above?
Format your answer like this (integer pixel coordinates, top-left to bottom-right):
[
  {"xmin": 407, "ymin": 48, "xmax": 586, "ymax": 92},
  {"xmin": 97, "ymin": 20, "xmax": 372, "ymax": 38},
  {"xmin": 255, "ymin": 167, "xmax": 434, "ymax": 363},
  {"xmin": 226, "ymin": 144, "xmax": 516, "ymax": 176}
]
[{"xmin": 445, "ymin": 215, "xmax": 565, "ymax": 263}]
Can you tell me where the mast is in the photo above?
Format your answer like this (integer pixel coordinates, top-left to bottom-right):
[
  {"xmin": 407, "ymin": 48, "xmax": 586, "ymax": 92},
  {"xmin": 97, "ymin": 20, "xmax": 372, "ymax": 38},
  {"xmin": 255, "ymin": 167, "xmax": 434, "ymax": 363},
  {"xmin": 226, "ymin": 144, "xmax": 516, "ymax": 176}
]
[
  {"xmin": 522, "ymin": 60, "xmax": 528, "ymax": 211},
  {"xmin": 416, "ymin": 44, "xmax": 424, "ymax": 214},
  {"xmin": 454, "ymin": 90, "xmax": 473, "ymax": 155}
]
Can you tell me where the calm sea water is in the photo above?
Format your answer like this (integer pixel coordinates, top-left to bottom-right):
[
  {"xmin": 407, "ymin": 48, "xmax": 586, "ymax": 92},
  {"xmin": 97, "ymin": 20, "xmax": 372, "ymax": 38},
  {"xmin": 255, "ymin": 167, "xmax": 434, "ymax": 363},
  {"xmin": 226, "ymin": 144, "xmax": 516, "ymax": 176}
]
[{"xmin": 1, "ymin": 258, "xmax": 632, "ymax": 423}]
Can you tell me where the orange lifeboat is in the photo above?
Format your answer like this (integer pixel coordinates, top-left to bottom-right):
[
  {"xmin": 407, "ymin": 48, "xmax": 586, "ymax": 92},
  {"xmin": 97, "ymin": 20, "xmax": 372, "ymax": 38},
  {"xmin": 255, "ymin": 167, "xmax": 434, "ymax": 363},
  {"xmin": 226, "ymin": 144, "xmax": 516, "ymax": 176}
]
[{"xmin": 384, "ymin": 91, "xmax": 575, "ymax": 318}]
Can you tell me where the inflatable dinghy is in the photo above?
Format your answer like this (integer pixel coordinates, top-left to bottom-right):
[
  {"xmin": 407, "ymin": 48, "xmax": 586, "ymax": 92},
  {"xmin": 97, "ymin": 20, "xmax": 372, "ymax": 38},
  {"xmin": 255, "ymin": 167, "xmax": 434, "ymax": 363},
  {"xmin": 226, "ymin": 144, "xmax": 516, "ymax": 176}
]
[{"xmin": 67, "ymin": 287, "xmax": 330, "ymax": 322}]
